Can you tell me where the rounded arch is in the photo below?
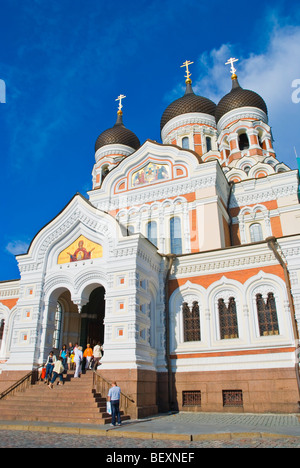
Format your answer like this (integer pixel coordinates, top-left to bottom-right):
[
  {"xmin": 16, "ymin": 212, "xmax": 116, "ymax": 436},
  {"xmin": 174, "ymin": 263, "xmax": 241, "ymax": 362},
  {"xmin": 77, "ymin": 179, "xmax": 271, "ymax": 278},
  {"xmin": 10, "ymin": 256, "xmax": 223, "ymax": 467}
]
[
  {"xmin": 169, "ymin": 281, "xmax": 207, "ymax": 350},
  {"xmin": 207, "ymin": 276, "xmax": 244, "ymax": 342},
  {"xmin": 244, "ymin": 271, "xmax": 290, "ymax": 340}
]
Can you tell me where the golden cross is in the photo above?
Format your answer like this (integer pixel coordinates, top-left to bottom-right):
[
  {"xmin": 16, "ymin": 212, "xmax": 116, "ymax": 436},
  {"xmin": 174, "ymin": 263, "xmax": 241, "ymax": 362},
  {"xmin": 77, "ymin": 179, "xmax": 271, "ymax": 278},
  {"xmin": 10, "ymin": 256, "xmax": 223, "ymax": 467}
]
[
  {"xmin": 180, "ymin": 60, "xmax": 194, "ymax": 81},
  {"xmin": 115, "ymin": 94, "xmax": 126, "ymax": 112},
  {"xmin": 225, "ymin": 57, "xmax": 239, "ymax": 75}
]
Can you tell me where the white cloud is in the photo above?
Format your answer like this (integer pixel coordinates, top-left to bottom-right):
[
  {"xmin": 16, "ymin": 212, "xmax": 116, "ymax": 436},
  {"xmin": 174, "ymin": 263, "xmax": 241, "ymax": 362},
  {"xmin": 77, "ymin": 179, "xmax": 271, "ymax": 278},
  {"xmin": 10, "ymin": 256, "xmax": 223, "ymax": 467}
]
[{"xmin": 6, "ymin": 240, "xmax": 29, "ymax": 256}]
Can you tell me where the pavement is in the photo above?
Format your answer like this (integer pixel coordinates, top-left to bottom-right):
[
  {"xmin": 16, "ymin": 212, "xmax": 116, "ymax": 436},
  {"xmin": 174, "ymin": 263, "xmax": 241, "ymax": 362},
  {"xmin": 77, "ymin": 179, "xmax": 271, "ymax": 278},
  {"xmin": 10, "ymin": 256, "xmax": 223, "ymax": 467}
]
[{"xmin": 1, "ymin": 411, "xmax": 300, "ymax": 441}]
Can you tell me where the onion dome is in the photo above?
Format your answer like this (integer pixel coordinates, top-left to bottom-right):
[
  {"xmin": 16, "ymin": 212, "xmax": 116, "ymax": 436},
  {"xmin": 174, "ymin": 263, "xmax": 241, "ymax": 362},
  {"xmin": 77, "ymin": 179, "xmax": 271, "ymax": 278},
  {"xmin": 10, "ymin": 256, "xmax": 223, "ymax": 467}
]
[
  {"xmin": 95, "ymin": 110, "xmax": 140, "ymax": 153},
  {"xmin": 215, "ymin": 73, "xmax": 268, "ymax": 124},
  {"xmin": 160, "ymin": 79, "xmax": 216, "ymax": 132}
]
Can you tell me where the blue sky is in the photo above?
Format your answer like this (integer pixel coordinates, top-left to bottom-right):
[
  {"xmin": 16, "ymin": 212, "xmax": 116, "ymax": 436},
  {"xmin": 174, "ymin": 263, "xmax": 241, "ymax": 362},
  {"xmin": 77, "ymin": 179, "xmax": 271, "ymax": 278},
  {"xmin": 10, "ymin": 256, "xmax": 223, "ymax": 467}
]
[{"xmin": 1, "ymin": 0, "xmax": 300, "ymax": 281}]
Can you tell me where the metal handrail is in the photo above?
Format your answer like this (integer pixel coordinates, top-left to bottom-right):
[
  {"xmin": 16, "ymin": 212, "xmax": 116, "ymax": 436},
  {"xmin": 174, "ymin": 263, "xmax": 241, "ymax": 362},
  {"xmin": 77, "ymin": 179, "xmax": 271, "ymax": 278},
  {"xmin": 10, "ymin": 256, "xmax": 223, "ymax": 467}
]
[
  {"xmin": 0, "ymin": 366, "xmax": 43, "ymax": 401},
  {"xmin": 92, "ymin": 370, "xmax": 134, "ymax": 411}
]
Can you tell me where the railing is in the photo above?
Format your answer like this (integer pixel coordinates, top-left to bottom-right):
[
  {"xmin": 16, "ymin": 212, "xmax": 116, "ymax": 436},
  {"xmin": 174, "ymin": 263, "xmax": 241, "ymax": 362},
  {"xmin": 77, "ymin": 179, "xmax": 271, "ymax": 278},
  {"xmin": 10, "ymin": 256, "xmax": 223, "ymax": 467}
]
[
  {"xmin": 92, "ymin": 370, "xmax": 134, "ymax": 414},
  {"xmin": 0, "ymin": 366, "xmax": 43, "ymax": 401}
]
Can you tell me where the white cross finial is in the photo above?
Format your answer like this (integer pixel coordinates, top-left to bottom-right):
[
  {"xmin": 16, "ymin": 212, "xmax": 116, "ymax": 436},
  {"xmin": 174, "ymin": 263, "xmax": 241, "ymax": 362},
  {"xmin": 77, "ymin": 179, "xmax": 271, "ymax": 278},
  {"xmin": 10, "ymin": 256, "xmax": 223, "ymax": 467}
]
[
  {"xmin": 180, "ymin": 60, "xmax": 194, "ymax": 81},
  {"xmin": 116, "ymin": 94, "xmax": 126, "ymax": 112},
  {"xmin": 225, "ymin": 57, "xmax": 239, "ymax": 75}
]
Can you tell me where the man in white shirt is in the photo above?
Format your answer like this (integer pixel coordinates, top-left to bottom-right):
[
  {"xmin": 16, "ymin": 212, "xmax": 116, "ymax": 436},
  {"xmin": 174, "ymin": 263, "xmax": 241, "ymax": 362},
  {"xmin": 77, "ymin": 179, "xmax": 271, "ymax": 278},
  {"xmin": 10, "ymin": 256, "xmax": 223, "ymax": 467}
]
[{"xmin": 107, "ymin": 382, "xmax": 121, "ymax": 426}]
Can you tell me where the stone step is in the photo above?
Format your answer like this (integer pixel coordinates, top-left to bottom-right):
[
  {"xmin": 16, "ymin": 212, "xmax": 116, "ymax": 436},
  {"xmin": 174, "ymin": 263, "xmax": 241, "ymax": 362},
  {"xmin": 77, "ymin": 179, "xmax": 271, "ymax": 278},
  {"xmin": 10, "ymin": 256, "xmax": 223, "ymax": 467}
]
[{"xmin": 0, "ymin": 370, "xmax": 131, "ymax": 425}]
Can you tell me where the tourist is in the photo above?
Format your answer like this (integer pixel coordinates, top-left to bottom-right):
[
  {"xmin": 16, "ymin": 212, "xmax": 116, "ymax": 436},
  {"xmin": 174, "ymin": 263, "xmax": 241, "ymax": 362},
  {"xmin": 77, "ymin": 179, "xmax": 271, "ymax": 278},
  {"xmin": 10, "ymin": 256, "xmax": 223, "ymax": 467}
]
[
  {"xmin": 60, "ymin": 344, "xmax": 68, "ymax": 371},
  {"xmin": 74, "ymin": 344, "xmax": 83, "ymax": 378},
  {"xmin": 44, "ymin": 351, "xmax": 56, "ymax": 384},
  {"xmin": 107, "ymin": 381, "xmax": 122, "ymax": 426},
  {"xmin": 83, "ymin": 343, "xmax": 93, "ymax": 370},
  {"xmin": 48, "ymin": 357, "xmax": 65, "ymax": 388},
  {"xmin": 93, "ymin": 342, "xmax": 103, "ymax": 369},
  {"xmin": 68, "ymin": 342, "xmax": 74, "ymax": 371}
]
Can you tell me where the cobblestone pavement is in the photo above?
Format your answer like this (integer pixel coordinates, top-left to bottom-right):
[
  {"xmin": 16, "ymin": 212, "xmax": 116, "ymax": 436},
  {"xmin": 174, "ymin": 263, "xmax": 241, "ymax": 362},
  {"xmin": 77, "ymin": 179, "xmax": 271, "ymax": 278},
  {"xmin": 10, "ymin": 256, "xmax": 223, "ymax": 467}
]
[
  {"xmin": 0, "ymin": 429, "xmax": 299, "ymax": 448},
  {"xmin": 1, "ymin": 412, "xmax": 300, "ymax": 449}
]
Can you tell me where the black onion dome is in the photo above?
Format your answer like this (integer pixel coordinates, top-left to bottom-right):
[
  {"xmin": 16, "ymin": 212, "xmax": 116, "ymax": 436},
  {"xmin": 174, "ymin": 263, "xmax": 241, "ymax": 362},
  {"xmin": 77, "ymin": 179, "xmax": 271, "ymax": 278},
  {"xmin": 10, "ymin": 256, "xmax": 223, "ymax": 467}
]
[
  {"xmin": 95, "ymin": 112, "xmax": 140, "ymax": 152},
  {"xmin": 160, "ymin": 82, "xmax": 217, "ymax": 132},
  {"xmin": 215, "ymin": 77, "xmax": 268, "ymax": 124}
]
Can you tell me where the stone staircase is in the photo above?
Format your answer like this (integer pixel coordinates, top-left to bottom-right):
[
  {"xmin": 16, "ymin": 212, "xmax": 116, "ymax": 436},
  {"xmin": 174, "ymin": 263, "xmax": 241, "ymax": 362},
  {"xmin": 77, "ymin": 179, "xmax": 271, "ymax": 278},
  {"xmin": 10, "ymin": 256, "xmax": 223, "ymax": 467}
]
[{"xmin": 0, "ymin": 371, "xmax": 130, "ymax": 425}]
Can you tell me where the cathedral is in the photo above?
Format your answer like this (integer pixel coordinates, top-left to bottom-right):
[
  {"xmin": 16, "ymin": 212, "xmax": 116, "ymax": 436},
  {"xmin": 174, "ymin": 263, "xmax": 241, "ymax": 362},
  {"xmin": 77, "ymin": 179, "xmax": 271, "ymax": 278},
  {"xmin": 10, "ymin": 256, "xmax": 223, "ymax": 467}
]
[{"xmin": 1, "ymin": 58, "xmax": 300, "ymax": 417}]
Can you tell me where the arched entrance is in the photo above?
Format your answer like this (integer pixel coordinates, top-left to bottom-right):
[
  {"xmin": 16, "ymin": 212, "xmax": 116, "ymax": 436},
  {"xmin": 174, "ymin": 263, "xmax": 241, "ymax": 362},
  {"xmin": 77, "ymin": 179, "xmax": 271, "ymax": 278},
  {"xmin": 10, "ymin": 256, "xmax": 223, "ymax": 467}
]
[
  {"xmin": 79, "ymin": 286, "xmax": 105, "ymax": 348},
  {"xmin": 45, "ymin": 285, "xmax": 106, "ymax": 357}
]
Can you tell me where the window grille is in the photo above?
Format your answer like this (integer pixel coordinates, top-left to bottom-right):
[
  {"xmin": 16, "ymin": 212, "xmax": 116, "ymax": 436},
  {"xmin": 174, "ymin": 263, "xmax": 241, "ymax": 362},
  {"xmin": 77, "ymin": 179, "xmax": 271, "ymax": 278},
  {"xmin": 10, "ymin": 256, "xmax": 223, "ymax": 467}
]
[
  {"xmin": 218, "ymin": 297, "xmax": 239, "ymax": 339},
  {"xmin": 183, "ymin": 301, "xmax": 201, "ymax": 342},
  {"xmin": 182, "ymin": 391, "xmax": 201, "ymax": 407},
  {"xmin": 256, "ymin": 293, "xmax": 279, "ymax": 336},
  {"xmin": 223, "ymin": 390, "xmax": 243, "ymax": 407}
]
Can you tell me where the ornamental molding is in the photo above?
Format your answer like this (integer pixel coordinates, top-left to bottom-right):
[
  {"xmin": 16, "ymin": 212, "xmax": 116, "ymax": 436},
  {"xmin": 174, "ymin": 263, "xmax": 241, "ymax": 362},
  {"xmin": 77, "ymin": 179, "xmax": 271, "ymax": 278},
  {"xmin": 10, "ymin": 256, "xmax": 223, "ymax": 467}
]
[
  {"xmin": 229, "ymin": 183, "xmax": 298, "ymax": 208},
  {"xmin": 217, "ymin": 107, "xmax": 268, "ymax": 133},
  {"xmin": 95, "ymin": 175, "xmax": 218, "ymax": 211},
  {"xmin": 171, "ymin": 251, "xmax": 276, "ymax": 278}
]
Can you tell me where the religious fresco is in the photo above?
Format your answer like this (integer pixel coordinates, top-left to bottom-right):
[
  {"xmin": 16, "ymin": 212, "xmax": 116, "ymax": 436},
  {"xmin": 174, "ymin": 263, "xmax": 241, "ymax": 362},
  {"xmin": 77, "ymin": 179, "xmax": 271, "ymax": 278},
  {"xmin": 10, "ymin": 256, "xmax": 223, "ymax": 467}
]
[
  {"xmin": 132, "ymin": 162, "xmax": 169, "ymax": 187},
  {"xmin": 57, "ymin": 235, "xmax": 103, "ymax": 264}
]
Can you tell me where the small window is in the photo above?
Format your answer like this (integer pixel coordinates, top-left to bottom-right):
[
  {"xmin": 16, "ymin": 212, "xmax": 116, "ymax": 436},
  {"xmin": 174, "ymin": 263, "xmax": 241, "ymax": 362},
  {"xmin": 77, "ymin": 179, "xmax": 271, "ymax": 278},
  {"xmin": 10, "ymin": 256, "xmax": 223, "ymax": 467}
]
[
  {"xmin": 218, "ymin": 297, "xmax": 239, "ymax": 339},
  {"xmin": 223, "ymin": 390, "xmax": 243, "ymax": 407},
  {"xmin": 147, "ymin": 221, "xmax": 157, "ymax": 247},
  {"xmin": 238, "ymin": 132, "xmax": 249, "ymax": 151},
  {"xmin": 182, "ymin": 137, "xmax": 189, "ymax": 149},
  {"xmin": 170, "ymin": 217, "xmax": 182, "ymax": 254},
  {"xmin": 127, "ymin": 225, "xmax": 135, "ymax": 235},
  {"xmin": 182, "ymin": 391, "xmax": 201, "ymax": 407},
  {"xmin": 183, "ymin": 301, "xmax": 201, "ymax": 342},
  {"xmin": 256, "ymin": 293, "xmax": 280, "ymax": 336},
  {"xmin": 102, "ymin": 165, "xmax": 109, "ymax": 180},
  {"xmin": 250, "ymin": 223, "xmax": 263, "ymax": 242},
  {"xmin": 206, "ymin": 136, "xmax": 212, "ymax": 152}
]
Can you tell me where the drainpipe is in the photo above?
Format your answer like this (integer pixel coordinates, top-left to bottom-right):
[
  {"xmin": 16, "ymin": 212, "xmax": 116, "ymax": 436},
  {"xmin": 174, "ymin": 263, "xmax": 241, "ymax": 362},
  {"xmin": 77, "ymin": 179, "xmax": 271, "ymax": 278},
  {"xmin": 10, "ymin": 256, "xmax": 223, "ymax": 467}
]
[
  {"xmin": 266, "ymin": 236, "xmax": 300, "ymax": 402},
  {"xmin": 227, "ymin": 181, "xmax": 234, "ymax": 247},
  {"xmin": 164, "ymin": 254, "xmax": 176, "ymax": 411}
]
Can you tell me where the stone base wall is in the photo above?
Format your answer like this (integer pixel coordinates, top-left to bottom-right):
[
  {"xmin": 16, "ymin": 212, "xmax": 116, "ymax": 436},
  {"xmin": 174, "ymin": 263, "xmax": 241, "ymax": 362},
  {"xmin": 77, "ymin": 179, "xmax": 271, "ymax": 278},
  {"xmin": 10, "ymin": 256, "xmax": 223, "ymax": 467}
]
[{"xmin": 167, "ymin": 367, "xmax": 300, "ymax": 414}]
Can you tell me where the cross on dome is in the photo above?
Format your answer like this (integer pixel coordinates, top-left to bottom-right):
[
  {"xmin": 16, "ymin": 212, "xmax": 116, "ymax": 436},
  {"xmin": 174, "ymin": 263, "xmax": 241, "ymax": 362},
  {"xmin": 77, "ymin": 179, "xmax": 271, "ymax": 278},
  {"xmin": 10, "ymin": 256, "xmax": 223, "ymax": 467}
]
[
  {"xmin": 181, "ymin": 60, "xmax": 194, "ymax": 83},
  {"xmin": 115, "ymin": 94, "xmax": 126, "ymax": 113},
  {"xmin": 225, "ymin": 57, "xmax": 239, "ymax": 77}
]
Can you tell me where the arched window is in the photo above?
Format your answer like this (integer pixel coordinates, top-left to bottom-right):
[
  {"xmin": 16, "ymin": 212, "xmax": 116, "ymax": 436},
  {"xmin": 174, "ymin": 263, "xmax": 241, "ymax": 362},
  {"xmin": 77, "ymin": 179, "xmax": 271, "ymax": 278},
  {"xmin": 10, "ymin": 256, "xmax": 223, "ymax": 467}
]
[
  {"xmin": 256, "ymin": 293, "xmax": 279, "ymax": 336},
  {"xmin": 206, "ymin": 136, "xmax": 212, "ymax": 152},
  {"xmin": 218, "ymin": 297, "xmax": 239, "ymax": 339},
  {"xmin": 238, "ymin": 132, "xmax": 250, "ymax": 151},
  {"xmin": 250, "ymin": 223, "xmax": 263, "ymax": 242},
  {"xmin": 147, "ymin": 221, "xmax": 157, "ymax": 247},
  {"xmin": 53, "ymin": 302, "xmax": 63, "ymax": 349},
  {"xmin": 182, "ymin": 137, "xmax": 189, "ymax": 149},
  {"xmin": 170, "ymin": 217, "xmax": 182, "ymax": 254},
  {"xmin": 102, "ymin": 165, "xmax": 109, "ymax": 181},
  {"xmin": 183, "ymin": 301, "xmax": 201, "ymax": 342}
]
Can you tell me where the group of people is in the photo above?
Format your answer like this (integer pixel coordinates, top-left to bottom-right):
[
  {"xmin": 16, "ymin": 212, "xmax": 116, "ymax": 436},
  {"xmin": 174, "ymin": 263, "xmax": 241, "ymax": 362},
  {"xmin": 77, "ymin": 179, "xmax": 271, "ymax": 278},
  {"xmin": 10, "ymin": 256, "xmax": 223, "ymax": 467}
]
[
  {"xmin": 43, "ymin": 342, "xmax": 103, "ymax": 387},
  {"xmin": 43, "ymin": 343, "xmax": 122, "ymax": 426}
]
